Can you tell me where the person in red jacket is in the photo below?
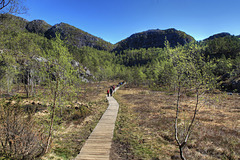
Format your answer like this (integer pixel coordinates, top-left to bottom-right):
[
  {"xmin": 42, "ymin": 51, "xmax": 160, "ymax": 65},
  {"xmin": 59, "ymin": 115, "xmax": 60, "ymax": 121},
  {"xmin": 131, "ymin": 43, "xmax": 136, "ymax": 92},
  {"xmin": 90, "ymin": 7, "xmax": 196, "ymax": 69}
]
[{"xmin": 107, "ymin": 89, "xmax": 110, "ymax": 97}]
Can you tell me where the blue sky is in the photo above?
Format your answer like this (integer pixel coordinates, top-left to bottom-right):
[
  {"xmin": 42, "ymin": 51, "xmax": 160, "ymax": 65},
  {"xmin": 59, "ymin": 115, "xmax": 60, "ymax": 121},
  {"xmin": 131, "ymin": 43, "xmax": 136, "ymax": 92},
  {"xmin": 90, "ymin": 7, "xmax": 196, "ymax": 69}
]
[{"xmin": 21, "ymin": 0, "xmax": 240, "ymax": 44}]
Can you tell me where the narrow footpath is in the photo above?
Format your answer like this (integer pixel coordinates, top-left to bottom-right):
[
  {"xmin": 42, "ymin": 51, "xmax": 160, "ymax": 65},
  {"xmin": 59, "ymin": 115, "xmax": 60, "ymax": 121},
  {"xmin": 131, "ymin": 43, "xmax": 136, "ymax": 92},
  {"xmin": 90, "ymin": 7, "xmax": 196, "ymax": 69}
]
[{"xmin": 75, "ymin": 88, "xmax": 119, "ymax": 160}]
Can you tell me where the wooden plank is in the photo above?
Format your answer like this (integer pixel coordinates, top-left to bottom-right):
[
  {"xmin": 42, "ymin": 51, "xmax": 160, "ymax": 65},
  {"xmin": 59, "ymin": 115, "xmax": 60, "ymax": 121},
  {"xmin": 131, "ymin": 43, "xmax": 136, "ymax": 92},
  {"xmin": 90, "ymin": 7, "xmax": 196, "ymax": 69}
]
[{"xmin": 75, "ymin": 88, "xmax": 119, "ymax": 160}]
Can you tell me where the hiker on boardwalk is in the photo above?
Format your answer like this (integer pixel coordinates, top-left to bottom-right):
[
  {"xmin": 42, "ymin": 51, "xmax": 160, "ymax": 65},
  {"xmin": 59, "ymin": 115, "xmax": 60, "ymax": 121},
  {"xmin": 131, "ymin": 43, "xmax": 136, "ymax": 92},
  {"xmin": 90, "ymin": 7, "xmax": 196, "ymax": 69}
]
[
  {"xmin": 107, "ymin": 89, "xmax": 110, "ymax": 97},
  {"xmin": 109, "ymin": 87, "xmax": 113, "ymax": 96},
  {"xmin": 75, "ymin": 87, "xmax": 119, "ymax": 159}
]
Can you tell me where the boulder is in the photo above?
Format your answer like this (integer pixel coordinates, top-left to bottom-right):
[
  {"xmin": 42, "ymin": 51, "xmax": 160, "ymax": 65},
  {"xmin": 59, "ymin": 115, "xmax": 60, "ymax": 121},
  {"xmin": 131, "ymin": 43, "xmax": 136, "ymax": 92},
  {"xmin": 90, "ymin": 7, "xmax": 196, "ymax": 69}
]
[{"xmin": 71, "ymin": 60, "xmax": 80, "ymax": 67}]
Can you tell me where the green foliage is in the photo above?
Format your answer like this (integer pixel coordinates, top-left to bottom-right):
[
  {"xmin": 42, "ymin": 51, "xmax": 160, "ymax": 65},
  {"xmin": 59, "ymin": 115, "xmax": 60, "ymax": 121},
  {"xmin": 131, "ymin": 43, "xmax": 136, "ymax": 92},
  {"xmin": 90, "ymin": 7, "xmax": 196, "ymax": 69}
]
[
  {"xmin": 2, "ymin": 13, "xmax": 238, "ymax": 92},
  {"xmin": 69, "ymin": 45, "xmax": 127, "ymax": 80},
  {"xmin": 1, "ymin": 14, "xmax": 238, "ymax": 91},
  {"xmin": 0, "ymin": 50, "xmax": 19, "ymax": 93},
  {"xmin": 204, "ymin": 36, "xmax": 240, "ymax": 59}
]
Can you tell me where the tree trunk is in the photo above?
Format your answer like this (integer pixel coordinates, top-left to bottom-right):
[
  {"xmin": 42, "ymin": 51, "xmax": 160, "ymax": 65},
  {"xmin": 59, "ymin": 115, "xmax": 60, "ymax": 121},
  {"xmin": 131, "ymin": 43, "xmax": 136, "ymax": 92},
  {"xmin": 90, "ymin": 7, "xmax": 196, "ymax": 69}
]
[
  {"xmin": 7, "ymin": 76, "xmax": 10, "ymax": 94},
  {"xmin": 45, "ymin": 79, "xmax": 59, "ymax": 153},
  {"xmin": 179, "ymin": 146, "xmax": 186, "ymax": 160},
  {"xmin": 24, "ymin": 84, "xmax": 29, "ymax": 98},
  {"xmin": 25, "ymin": 71, "xmax": 30, "ymax": 98}
]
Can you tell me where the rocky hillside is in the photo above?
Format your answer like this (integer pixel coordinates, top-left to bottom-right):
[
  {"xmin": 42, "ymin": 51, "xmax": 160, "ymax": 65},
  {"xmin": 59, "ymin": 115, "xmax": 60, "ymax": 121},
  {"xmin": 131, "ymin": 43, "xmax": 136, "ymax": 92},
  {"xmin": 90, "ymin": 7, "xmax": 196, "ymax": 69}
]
[
  {"xmin": 26, "ymin": 20, "xmax": 52, "ymax": 35},
  {"xmin": 45, "ymin": 23, "xmax": 113, "ymax": 51},
  {"xmin": 113, "ymin": 28, "xmax": 195, "ymax": 52}
]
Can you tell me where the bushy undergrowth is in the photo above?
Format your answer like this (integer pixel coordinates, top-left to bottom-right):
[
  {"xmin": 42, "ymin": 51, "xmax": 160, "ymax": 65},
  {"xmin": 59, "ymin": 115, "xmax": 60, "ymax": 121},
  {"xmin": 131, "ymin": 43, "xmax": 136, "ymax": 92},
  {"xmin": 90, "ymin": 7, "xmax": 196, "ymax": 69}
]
[{"xmin": 0, "ymin": 96, "xmax": 47, "ymax": 159}]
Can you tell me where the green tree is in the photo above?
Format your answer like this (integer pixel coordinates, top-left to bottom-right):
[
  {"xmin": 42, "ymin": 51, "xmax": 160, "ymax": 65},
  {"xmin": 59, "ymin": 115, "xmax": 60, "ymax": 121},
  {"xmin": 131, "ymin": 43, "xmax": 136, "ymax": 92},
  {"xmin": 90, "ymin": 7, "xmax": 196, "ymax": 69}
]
[
  {"xmin": 214, "ymin": 54, "xmax": 233, "ymax": 76},
  {"xmin": 0, "ymin": 49, "xmax": 18, "ymax": 94},
  {"xmin": 131, "ymin": 67, "xmax": 146, "ymax": 85},
  {"xmin": 172, "ymin": 43, "xmax": 216, "ymax": 160},
  {"xmin": 44, "ymin": 34, "xmax": 77, "ymax": 153}
]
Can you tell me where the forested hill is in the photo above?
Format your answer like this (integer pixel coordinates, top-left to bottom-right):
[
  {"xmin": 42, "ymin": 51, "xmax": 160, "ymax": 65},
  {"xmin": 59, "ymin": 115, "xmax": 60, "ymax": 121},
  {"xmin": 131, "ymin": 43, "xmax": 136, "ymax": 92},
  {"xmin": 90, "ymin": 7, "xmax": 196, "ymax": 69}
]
[
  {"xmin": 44, "ymin": 23, "xmax": 113, "ymax": 51},
  {"xmin": 0, "ymin": 14, "xmax": 113, "ymax": 51},
  {"xmin": 203, "ymin": 32, "xmax": 232, "ymax": 41},
  {"xmin": 113, "ymin": 28, "xmax": 195, "ymax": 52}
]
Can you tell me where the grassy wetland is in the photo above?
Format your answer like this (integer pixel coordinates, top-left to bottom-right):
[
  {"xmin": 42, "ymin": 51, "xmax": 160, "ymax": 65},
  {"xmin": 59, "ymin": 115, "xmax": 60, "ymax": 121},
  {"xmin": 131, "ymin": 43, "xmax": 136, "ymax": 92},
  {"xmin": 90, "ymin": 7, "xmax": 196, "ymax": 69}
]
[{"xmin": 111, "ymin": 84, "xmax": 240, "ymax": 160}]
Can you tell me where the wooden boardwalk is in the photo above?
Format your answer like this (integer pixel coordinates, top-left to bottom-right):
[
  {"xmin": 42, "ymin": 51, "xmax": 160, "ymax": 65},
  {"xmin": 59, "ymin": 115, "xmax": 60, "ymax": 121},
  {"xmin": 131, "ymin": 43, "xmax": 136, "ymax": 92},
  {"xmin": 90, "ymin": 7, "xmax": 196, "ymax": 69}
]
[{"xmin": 75, "ymin": 90, "xmax": 119, "ymax": 160}]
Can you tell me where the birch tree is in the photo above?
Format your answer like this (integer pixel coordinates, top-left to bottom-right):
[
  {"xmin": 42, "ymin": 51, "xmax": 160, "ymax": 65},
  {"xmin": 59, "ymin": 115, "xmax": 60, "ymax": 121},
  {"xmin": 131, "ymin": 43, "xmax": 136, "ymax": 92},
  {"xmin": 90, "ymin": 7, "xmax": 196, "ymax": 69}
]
[
  {"xmin": 172, "ymin": 43, "xmax": 216, "ymax": 159},
  {"xmin": 44, "ymin": 34, "xmax": 77, "ymax": 153}
]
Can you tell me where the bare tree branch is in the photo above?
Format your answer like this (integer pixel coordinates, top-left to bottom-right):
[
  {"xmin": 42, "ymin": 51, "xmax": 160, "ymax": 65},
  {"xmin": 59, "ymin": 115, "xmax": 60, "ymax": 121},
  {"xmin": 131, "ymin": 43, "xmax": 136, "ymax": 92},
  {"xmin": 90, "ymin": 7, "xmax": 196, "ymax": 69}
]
[
  {"xmin": 0, "ymin": 0, "xmax": 28, "ymax": 14},
  {"xmin": 184, "ymin": 87, "xmax": 199, "ymax": 143},
  {"xmin": 45, "ymin": 77, "xmax": 59, "ymax": 153},
  {"xmin": 0, "ymin": 0, "xmax": 11, "ymax": 11},
  {"xmin": 174, "ymin": 83, "xmax": 201, "ymax": 160},
  {"xmin": 175, "ymin": 80, "xmax": 181, "ymax": 146}
]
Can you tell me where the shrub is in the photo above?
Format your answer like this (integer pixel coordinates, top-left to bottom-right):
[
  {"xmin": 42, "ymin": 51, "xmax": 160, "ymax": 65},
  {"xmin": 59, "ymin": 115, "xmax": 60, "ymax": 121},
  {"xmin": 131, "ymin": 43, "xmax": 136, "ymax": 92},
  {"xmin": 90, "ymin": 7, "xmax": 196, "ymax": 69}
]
[
  {"xmin": 71, "ymin": 105, "xmax": 90, "ymax": 120},
  {"xmin": 0, "ymin": 97, "xmax": 47, "ymax": 159}
]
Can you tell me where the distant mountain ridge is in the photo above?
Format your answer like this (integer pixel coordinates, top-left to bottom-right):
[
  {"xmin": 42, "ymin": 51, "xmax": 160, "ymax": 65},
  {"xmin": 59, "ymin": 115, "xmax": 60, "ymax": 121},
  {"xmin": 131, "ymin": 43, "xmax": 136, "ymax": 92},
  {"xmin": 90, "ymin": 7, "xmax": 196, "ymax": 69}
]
[
  {"xmin": 113, "ymin": 28, "xmax": 195, "ymax": 52},
  {"xmin": 0, "ymin": 14, "xmax": 113, "ymax": 51},
  {"xmin": 1, "ymin": 14, "xmax": 240, "ymax": 52},
  {"xmin": 203, "ymin": 32, "xmax": 232, "ymax": 41}
]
